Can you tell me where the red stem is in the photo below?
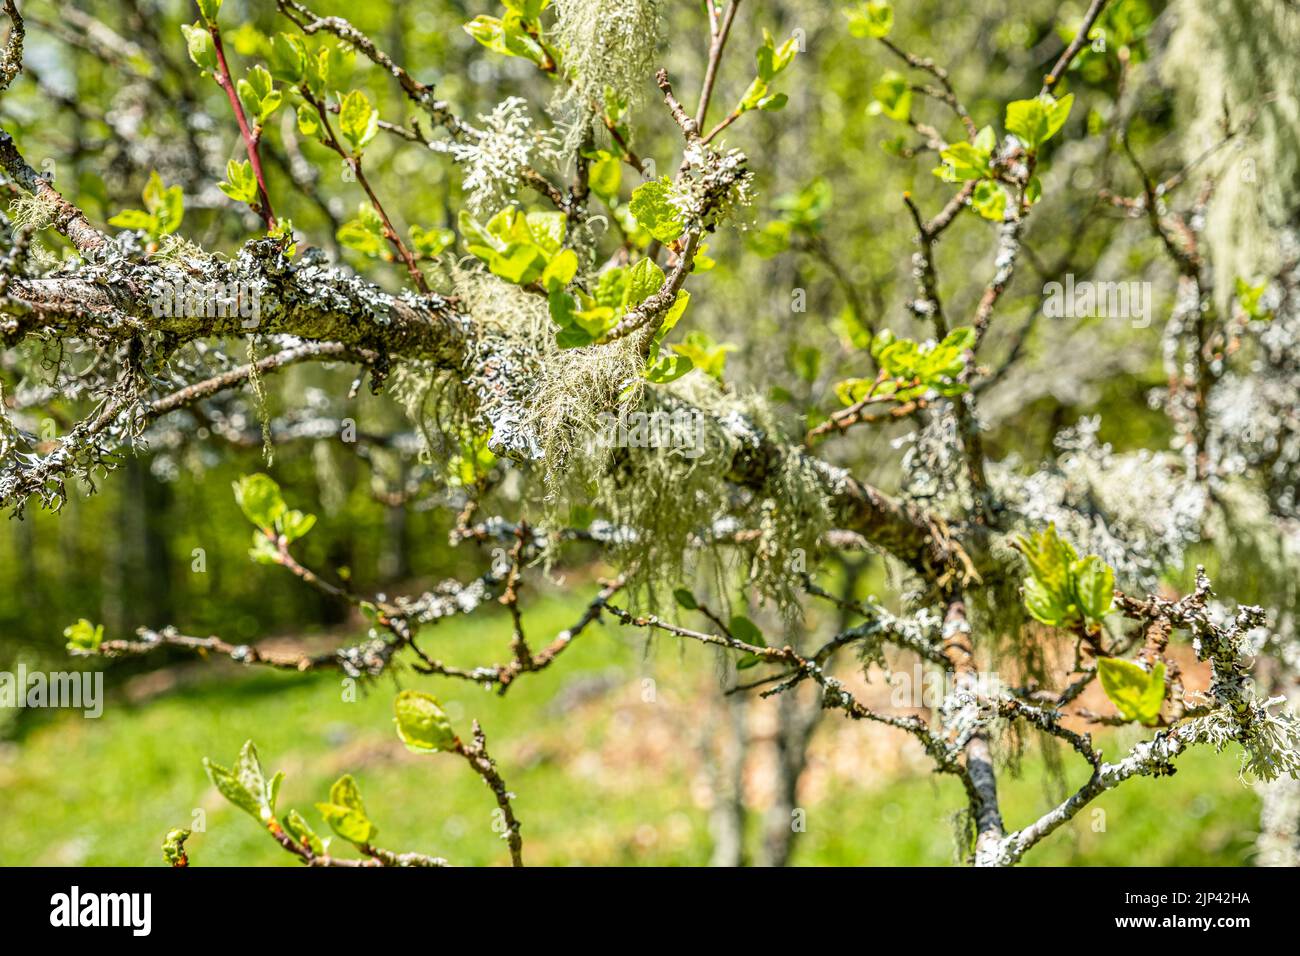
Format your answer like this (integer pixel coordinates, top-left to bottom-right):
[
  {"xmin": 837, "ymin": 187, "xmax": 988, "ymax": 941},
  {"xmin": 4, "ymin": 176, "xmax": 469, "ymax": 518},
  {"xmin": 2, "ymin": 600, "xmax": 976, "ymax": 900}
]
[{"xmin": 208, "ymin": 23, "xmax": 276, "ymax": 229}]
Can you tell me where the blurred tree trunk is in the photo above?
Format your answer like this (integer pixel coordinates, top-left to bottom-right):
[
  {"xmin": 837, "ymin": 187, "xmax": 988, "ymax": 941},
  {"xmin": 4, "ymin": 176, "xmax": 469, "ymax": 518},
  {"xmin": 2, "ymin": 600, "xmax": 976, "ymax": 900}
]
[
  {"xmin": 758, "ymin": 556, "xmax": 867, "ymax": 867},
  {"xmin": 704, "ymin": 689, "xmax": 748, "ymax": 867}
]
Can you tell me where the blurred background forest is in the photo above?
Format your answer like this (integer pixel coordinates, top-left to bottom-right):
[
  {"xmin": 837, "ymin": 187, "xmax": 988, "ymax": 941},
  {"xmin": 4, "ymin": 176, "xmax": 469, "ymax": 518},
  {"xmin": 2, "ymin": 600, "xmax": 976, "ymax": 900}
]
[{"xmin": 0, "ymin": 0, "xmax": 1279, "ymax": 864}]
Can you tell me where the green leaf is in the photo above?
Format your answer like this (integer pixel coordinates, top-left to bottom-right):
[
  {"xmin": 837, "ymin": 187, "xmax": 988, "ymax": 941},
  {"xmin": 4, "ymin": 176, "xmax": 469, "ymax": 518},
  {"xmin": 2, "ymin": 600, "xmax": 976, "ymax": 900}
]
[
  {"xmin": 409, "ymin": 224, "xmax": 454, "ymax": 258},
  {"xmin": 1014, "ymin": 525, "xmax": 1116, "ymax": 630},
  {"xmin": 269, "ymin": 33, "xmax": 306, "ymax": 84},
  {"xmin": 204, "ymin": 740, "xmax": 274, "ymax": 823},
  {"xmin": 647, "ymin": 290, "xmax": 690, "ymax": 364},
  {"xmin": 238, "ymin": 65, "xmax": 282, "ymax": 125},
  {"xmin": 283, "ymin": 809, "xmax": 324, "ymax": 856},
  {"xmin": 845, "ymin": 1, "xmax": 894, "ymax": 38},
  {"xmin": 233, "ymin": 473, "xmax": 286, "ymax": 530},
  {"xmin": 196, "ymin": 0, "xmax": 222, "ymax": 24},
  {"xmin": 64, "ymin": 618, "xmax": 104, "ymax": 653},
  {"xmin": 393, "ymin": 690, "xmax": 458, "ymax": 753},
  {"xmin": 218, "ymin": 159, "xmax": 259, "ymax": 205},
  {"xmin": 629, "ymin": 179, "xmax": 684, "ymax": 244},
  {"xmin": 755, "ymin": 29, "xmax": 798, "ymax": 83},
  {"xmin": 107, "ymin": 208, "xmax": 156, "ymax": 233},
  {"xmin": 338, "ymin": 90, "xmax": 379, "ymax": 154},
  {"xmin": 732, "ymin": 615, "xmax": 767, "ymax": 669},
  {"xmin": 970, "ymin": 180, "xmax": 1007, "ymax": 221},
  {"xmin": 937, "ymin": 141, "xmax": 992, "ymax": 181},
  {"xmin": 1005, "ymin": 93, "xmax": 1073, "ymax": 150},
  {"xmin": 869, "ymin": 70, "xmax": 911, "ymax": 122},
  {"xmin": 622, "ymin": 257, "xmax": 666, "ymax": 310},
  {"xmin": 503, "ymin": 0, "xmax": 550, "ymax": 20},
  {"xmin": 145, "ymin": 173, "xmax": 184, "ymax": 235},
  {"xmin": 541, "ymin": 248, "xmax": 579, "ymax": 292},
  {"xmin": 587, "ymin": 150, "xmax": 622, "ymax": 200},
  {"xmin": 1072, "ymin": 554, "xmax": 1115, "ymax": 623},
  {"xmin": 337, "ymin": 205, "xmax": 388, "ymax": 257},
  {"xmin": 303, "ymin": 47, "xmax": 330, "ymax": 99},
  {"xmin": 316, "ymin": 774, "xmax": 378, "ymax": 845},
  {"xmin": 296, "ymin": 102, "xmax": 321, "ymax": 139},
  {"xmin": 644, "ymin": 352, "xmax": 693, "ymax": 384},
  {"xmin": 674, "ymin": 331, "xmax": 733, "ymax": 383},
  {"xmin": 463, "ymin": 14, "xmax": 548, "ymax": 67},
  {"xmin": 673, "ymin": 589, "xmax": 699, "ymax": 610},
  {"xmin": 729, "ymin": 615, "xmax": 766, "ymax": 646},
  {"xmin": 280, "ymin": 509, "xmax": 316, "ymax": 543},
  {"xmin": 1097, "ymin": 658, "xmax": 1166, "ymax": 725},
  {"xmin": 181, "ymin": 22, "xmax": 217, "ymax": 73},
  {"xmin": 525, "ymin": 211, "xmax": 566, "ymax": 256},
  {"xmin": 248, "ymin": 532, "xmax": 280, "ymax": 565}
]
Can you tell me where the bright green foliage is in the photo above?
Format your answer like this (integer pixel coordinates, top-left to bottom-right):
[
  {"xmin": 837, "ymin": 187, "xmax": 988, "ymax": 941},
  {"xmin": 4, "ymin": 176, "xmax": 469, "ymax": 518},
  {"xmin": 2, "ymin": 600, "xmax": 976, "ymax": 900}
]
[
  {"xmin": 1004, "ymin": 93, "xmax": 1074, "ymax": 150},
  {"xmin": 935, "ymin": 125, "xmax": 997, "ymax": 181},
  {"xmin": 233, "ymin": 474, "xmax": 317, "ymax": 548},
  {"xmin": 63, "ymin": 618, "xmax": 103, "ymax": 653},
  {"xmin": 108, "ymin": 171, "xmax": 184, "ymax": 240},
  {"xmin": 203, "ymin": 740, "xmax": 281, "ymax": 824},
  {"xmin": 731, "ymin": 614, "xmax": 767, "ymax": 669},
  {"xmin": 337, "ymin": 203, "xmax": 388, "ymax": 258},
  {"xmin": 833, "ymin": 326, "xmax": 974, "ymax": 406},
  {"xmin": 932, "ymin": 127, "xmax": 1011, "ymax": 220},
  {"xmin": 749, "ymin": 178, "xmax": 832, "ymax": 257},
  {"xmin": 295, "ymin": 102, "xmax": 320, "ymax": 138},
  {"xmin": 237, "ymin": 65, "xmax": 282, "ymax": 125},
  {"xmin": 547, "ymin": 251, "xmax": 689, "ymax": 351},
  {"xmin": 196, "ymin": 0, "xmax": 222, "ymax": 24},
  {"xmin": 180, "ymin": 22, "xmax": 217, "ymax": 74},
  {"xmin": 645, "ymin": 291, "xmax": 693, "ymax": 383},
  {"xmin": 393, "ymin": 690, "xmax": 458, "ymax": 753},
  {"xmin": 446, "ymin": 432, "xmax": 498, "ymax": 488},
  {"xmin": 970, "ymin": 179, "xmax": 1007, "ymax": 221},
  {"xmin": 1014, "ymin": 524, "xmax": 1116, "ymax": 630},
  {"xmin": 338, "ymin": 90, "xmax": 379, "ymax": 154},
  {"xmin": 1235, "ymin": 277, "xmax": 1273, "ymax": 321},
  {"xmin": 316, "ymin": 774, "xmax": 379, "ymax": 845},
  {"xmin": 409, "ymin": 224, "xmax": 455, "ymax": 259},
  {"xmin": 218, "ymin": 159, "xmax": 259, "ymax": 206},
  {"xmin": 672, "ymin": 331, "xmax": 733, "ymax": 383},
  {"xmin": 869, "ymin": 70, "xmax": 911, "ymax": 122},
  {"xmin": 283, "ymin": 809, "xmax": 324, "ymax": 856},
  {"xmin": 1063, "ymin": 0, "xmax": 1154, "ymax": 81},
  {"xmin": 463, "ymin": 0, "xmax": 557, "ymax": 73},
  {"xmin": 737, "ymin": 29, "xmax": 799, "ymax": 114},
  {"xmin": 460, "ymin": 207, "xmax": 571, "ymax": 287},
  {"xmin": 1098, "ymin": 658, "xmax": 1167, "ymax": 725},
  {"xmin": 586, "ymin": 149, "xmax": 622, "ymax": 202},
  {"xmin": 268, "ymin": 32, "xmax": 306, "ymax": 83},
  {"xmin": 628, "ymin": 179, "xmax": 684, "ymax": 244},
  {"xmin": 845, "ymin": 1, "xmax": 894, "ymax": 38}
]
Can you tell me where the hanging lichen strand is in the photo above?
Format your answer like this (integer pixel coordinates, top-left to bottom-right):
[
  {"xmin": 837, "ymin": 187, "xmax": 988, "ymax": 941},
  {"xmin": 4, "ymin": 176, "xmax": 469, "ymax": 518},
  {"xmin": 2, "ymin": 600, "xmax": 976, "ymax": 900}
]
[{"xmin": 550, "ymin": 0, "xmax": 662, "ymax": 153}]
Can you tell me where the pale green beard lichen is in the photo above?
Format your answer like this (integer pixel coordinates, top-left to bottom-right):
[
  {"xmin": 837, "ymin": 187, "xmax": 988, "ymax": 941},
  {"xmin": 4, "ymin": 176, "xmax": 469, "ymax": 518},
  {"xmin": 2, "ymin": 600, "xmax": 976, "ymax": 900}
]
[
  {"xmin": 8, "ymin": 192, "xmax": 56, "ymax": 233},
  {"xmin": 550, "ymin": 0, "xmax": 661, "ymax": 155},
  {"xmin": 408, "ymin": 267, "xmax": 831, "ymax": 613}
]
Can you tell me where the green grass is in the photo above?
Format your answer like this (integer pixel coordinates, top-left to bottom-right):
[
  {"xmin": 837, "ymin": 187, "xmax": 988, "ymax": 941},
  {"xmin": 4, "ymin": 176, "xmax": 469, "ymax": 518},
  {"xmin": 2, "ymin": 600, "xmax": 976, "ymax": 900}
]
[{"xmin": 0, "ymin": 596, "xmax": 1263, "ymax": 866}]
